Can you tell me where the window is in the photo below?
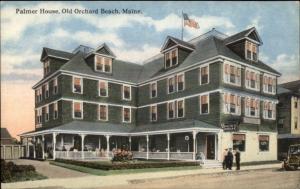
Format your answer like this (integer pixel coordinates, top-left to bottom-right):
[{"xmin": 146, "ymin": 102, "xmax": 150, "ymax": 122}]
[
  {"xmin": 36, "ymin": 87, "xmax": 42, "ymax": 102},
  {"xmin": 245, "ymin": 97, "xmax": 259, "ymax": 117},
  {"xmin": 263, "ymin": 101, "xmax": 276, "ymax": 120},
  {"xmin": 45, "ymin": 83, "xmax": 49, "ymax": 98},
  {"xmin": 167, "ymin": 77, "xmax": 175, "ymax": 94},
  {"xmin": 245, "ymin": 41, "xmax": 258, "ymax": 61},
  {"xmin": 99, "ymin": 105, "xmax": 108, "ymax": 121},
  {"xmin": 233, "ymin": 134, "xmax": 245, "ymax": 152},
  {"xmin": 99, "ymin": 81, "xmax": 108, "ymax": 97},
  {"xmin": 263, "ymin": 75, "xmax": 276, "ymax": 94},
  {"xmin": 295, "ymin": 119, "xmax": 298, "ymax": 129},
  {"xmin": 200, "ymin": 66, "xmax": 209, "ymax": 85},
  {"xmin": 150, "ymin": 105, "xmax": 157, "ymax": 122},
  {"xmin": 246, "ymin": 69, "xmax": 260, "ymax": 91},
  {"xmin": 53, "ymin": 102, "xmax": 58, "ymax": 120},
  {"xmin": 150, "ymin": 82, "xmax": 157, "ymax": 98},
  {"xmin": 200, "ymin": 95, "xmax": 209, "ymax": 114},
  {"xmin": 53, "ymin": 78, "xmax": 58, "ymax": 94},
  {"xmin": 224, "ymin": 63, "xmax": 241, "ymax": 86},
  {"xmin": 123, "ymin": 107, "xmax": 131, "ymax": 123},
  {"xmin": 73, "ymin": 77, "xmax": 82, "ymax": 94},
  {"xmin": 165, "ymin": 49, "xmax": 177, "ymax": 68},
  {"xmin": 73, "ymin": 101, "xmax": 83, "ymax": 119},
  {"xmin": 224, "ymin": 93, "xmax": 241, "ymax": 115},
  {"xmin": 259, "ymin": 135, "xmax": 269, "ymax": 151},
  {"xmin": 95, "ymin": 55, "xmax": 112, "ymax": 73},
  {"xmin": 44, "ymin": 60, "xmax": 50, "ymax": 74},
  {"xmin": 167, "ymin": 101, "xmax": 175, "ymax": 119},
  {"xmin": 177, "ymin": 74, "xmax": 184, "ymax": 91},
  {"xmin": 177, "ymin": 100, "xmax": 184, "ymax": 118},
  {"xmin": 295, "ymin": 102, "xmax": 298, "ymax": 109},
  {"xmin": 45, "ymin": 106, "xmax": 49, "ymax": 122},
  {"xmin": 122, "ymin": 85, "xmax": 131, "ymax": 100},
  {"xmin": 37, "ymin": 108, "xmax": 42, "ymax": 124}
]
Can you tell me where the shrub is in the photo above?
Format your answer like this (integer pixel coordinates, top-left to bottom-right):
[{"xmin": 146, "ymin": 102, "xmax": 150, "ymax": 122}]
[
  {"xmin": 54, "ymin": 159, "xmax": 198, "ymax": 170},
  {"xmin": 112, "ymin": 150, "xmax": 133, "ymax": 162}
]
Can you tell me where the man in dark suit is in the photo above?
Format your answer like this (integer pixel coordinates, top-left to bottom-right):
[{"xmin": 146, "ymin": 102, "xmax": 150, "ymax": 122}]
[
  {"xmin": 235, "ymin": 148, "xmax": 241, "ymax": 170},
  {"xmin": 227, "ymin": 148, "xmax": 233, "ymax": 170}
]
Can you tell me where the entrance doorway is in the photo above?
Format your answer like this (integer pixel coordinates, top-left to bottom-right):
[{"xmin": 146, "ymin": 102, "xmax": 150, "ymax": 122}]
[{"xmin": 206, "ymin": 135, "xmax": 215, "ymax": 159}]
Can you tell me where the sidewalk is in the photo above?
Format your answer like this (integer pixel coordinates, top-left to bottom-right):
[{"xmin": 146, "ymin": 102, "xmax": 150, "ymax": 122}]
[{"xmin": 1, "ymin": 163, "xmax": 282, "ymax": 189}]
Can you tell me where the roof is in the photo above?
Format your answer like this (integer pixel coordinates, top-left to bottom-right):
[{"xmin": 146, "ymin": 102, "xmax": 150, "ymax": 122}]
[
  {"xmin": 161, "ymin": 36, "xmax": 195, "ymax": 52},
  {"xmin": 60, "ymin": 52, "xmax": 143, "ymax": 83},
  {"xmin": 41, "ymin": 47, "xmax": 74, "ymax": 61},
  {"xmin": 130, "ymin": 119, "xmax": 220, "ymax": 133},
  {"xmin": 1, "ymin": 128, "xmax": 13, "ymax": 139},
  {"xmin": 224, "ymin": 27, "xmax": 262, "ymax": 45},
  {"xmin": 279, "ymin": 80, "xmax": 300, "ymax": 93},
  {"xmin": 20, "ymin": 120, "xmax": 220, "ymax": 136},
  {"xmin": 37, "ymin": 27, "xmax": 280, "ymax": 85},
  {"xmin": 277, "ymin": 86, "xmax": 292, "ymax": 94}
]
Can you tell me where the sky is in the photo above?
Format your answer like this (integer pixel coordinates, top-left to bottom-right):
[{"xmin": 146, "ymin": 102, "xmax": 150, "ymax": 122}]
[{"xmin": 1, "ymin": 1, "xmax": 299, "ymax": 139}]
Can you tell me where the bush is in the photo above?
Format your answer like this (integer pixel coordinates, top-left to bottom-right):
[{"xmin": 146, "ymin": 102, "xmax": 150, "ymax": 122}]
[
  {"xmin": 1, "ymin": 159, "xmax": 40, "ymax": 183},
  {"xmin": 112, "ymin": 150, "xmax": 133, "ymax": 162},
  {"xmin": 54, "ymin": 159, "xmax": 198, "ymax": 170}
]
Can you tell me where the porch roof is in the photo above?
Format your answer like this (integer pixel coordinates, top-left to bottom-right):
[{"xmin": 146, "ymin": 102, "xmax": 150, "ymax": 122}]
[{"xmin": 20, "ymin": 120, "xmax": 221, "ymax": 137}]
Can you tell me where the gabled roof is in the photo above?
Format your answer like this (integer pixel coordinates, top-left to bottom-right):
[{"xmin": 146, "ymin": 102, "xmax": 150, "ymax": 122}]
[
  {"xmin": 224, "ymin": 27, "xmax": 263, "ymax": 45},
  {"xmin": 40, "ymin": 47, "xmax": 74, "ymax": 61},
  {"xmin": 278, "ymin": 80, "xmax": 300, "ymax": 95},
  {"xmin": 1, "ymin": 128, "xmax": 13, "ymax": 139},
  {"xmin": 161, "ymin": 36, "xmax": 195, "ymax": 52},
  {"xmin": 94, "ymin": 43, "xmax": 116, "ymax": 58},
  {"xmin": 60, "ymin": 52, "xmax": 143, "ymax": 83}
]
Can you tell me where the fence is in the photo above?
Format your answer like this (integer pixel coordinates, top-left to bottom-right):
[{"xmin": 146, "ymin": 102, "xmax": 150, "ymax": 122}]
[{"xmin": 0, "ymin": 145, "xmax": 25, "ymax": 160}]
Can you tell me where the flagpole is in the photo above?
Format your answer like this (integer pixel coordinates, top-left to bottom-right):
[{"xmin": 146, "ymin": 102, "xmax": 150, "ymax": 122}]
[{"xmin": 181, "ymin": 11, "xmax": 184, "ymax": 40}]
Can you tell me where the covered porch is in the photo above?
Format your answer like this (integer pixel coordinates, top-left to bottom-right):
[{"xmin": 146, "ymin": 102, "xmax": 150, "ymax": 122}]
[{"xmin": 20, "ymin": 120, "xmax": 222, "ymax": 162}]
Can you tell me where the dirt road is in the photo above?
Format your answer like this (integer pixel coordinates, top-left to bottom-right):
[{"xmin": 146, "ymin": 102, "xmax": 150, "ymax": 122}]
[{"xmin": 107, "ymin": 169, "xmax": 300, "ymax": 189}]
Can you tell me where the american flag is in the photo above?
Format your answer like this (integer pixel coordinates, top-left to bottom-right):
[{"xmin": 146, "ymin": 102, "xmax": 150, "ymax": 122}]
[{"xmin": 183, "ymin": 13, "xmax": 199, "ymax": 29}]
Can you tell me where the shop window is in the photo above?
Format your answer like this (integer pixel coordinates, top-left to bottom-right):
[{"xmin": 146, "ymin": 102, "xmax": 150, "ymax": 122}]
[
  {"xmin": 233, "ymin": 134, "xmax": 245, "ymax": 152},
  {"xmin": 259, "ymin": 135, "xmax": 269, "ymax": 151}
]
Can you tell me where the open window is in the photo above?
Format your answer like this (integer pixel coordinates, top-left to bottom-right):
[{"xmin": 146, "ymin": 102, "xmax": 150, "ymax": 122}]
[
  {"xmin": 73, "ymin": 77, "xmax": 82, "ymax": 94},
  {"xmin": 73, "ymin": 101, "xmax": 83, "ymax": 119},
  {"xmin": 150, "ymin": 105, "xmax": 157, "ymax": 122},
  {"xmin": 99, "ymin": 80, "xmax": 108, "ymax": 97}
]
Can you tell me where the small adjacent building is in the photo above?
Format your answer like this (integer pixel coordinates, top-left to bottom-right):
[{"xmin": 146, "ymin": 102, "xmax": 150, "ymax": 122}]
[
  {"xmin": 20, "ymin": 27, "xmax": 280, "ymax": 164},
  {"xmin": 277, "ymin": 80, "xmax": 300, "ymax": 160},
  {"xmin": 1, "ymin": 128, "xmax": 17, "ymax": 145}
]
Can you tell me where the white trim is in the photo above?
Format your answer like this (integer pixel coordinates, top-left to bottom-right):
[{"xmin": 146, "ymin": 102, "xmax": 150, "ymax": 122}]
[
  {"xmin": 98, "ymin": 80, "xmax": 108, "ymax": 97},
  {"xmin": 176, "ymin": 72, "xmax": 185, "ymax": 92},
  {"xmin": 167, "ymin": 101, "xmax": 176, "ymax": 120},
  {"xmin": 223, "ymin": 61, "xmax": 242, "ymax": 87},
  {"xmin": 45, "ymin": 82, "xmax": 49, "ymax": 99},
  {"xmin": 177, "ymin": 98, "xmax": 185, "ymax": 118},
  {"xmin": 161, "ymin": 38, "xmax": 195, "ymax": 53},
  {"xmin": 45, "ymin": 105, "xmax": 49, "ymax": 122},
  {"xmin": 244, "ymin": 96, "xmax": 260, "ymax": 118},
  {"xmin": 164, "ymin": 48, "xmax": 178, "ymax": 69},
  {"xmin": 98, "ymin": 104, "xmax": 108, "ymax": 121},
  {"xmin": 72, "ymin": 76, "xmax": 83, "ymax": 94},
  {"xmin": 53, "ymin": 102, "xmax": 58, "ymax": 120},
  {"xmin": 199, "ymin": 64, "xmax": 210, "ymax": 85},
  {"xmin": 199, "ymin": 94, "xmax": 210, "ymax": 115},
  {"xmin": 32, "ymin": 70, "xmax": 60, "ymax": 89},
  {"xmin": 94, "ymin": 54, "xmax": 112, "ymax": 73},
  {"xmin": 150, "ymin": 105, "xmax": 157, "ymax": 122},
  {"xmin": 122, "ymin": 107, "xmax": 131, "ymax": 123},
  {"xmin": 149, "ymin": 81, "xmax": 157, "ymax": 98},
  {"xmin": 245, "ymin": 67, "xmax": 261, "ymax": 92},
  {"xmin": 53, "ymin": 77, "xmax": 58, "ymax": 95},
  {"xmin": 167, "ymin": 76, "xmax": 176, "ymax": 94},
  {"xmin": 122, "ymin": 84, "xmax": 132, "ymax": 101},
  {"xmin": 223, "ymin": 93, "xmax": 241, "ymax": 116},
  {"xmin": 42, "ymin": 55, "xmax": 70, "ymax": 61},
  {"xmin": 72, "ymin": 101, "xmax": 83, "ymax": 119}
]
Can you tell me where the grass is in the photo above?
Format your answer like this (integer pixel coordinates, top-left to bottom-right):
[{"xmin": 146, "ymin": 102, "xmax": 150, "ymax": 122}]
[
  {"xmin": 10, "ymin": 171, "xmax": 47, "ymax": 182},
  {"xmin": 50, "ymin": 161, "xmax": 200, "ymax": 176}
]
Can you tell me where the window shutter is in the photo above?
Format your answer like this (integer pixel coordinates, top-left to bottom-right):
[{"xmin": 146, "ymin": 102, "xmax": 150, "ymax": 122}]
[
  {"xmin": 225, "ymin": 64, "xmax": 229, "ymax": 74},
  {"xmin": 230, "ymin": 95, "xmax": 235, "ymax": 104},
  {"xmin": 237, "ymin": 68, "xmax": 241, "ymax": 77},
  {"xmin": 251, "ymin": 72, "xmax": 255, "ymax": 80},
  {"xmin": 230, "ymin": 66, "xmax": 235, "ymax": 75},
  {"xmin": 237, "ymin": 96, "xmax": 241, "ymax": 106},
  {"xmin": 256, "ymin": 74, "xmax": 260, "ymax": 82}
]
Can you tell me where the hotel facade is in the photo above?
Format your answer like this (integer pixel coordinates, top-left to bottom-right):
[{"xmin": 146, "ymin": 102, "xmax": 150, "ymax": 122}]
[{"xmin": 21, "ymin": 27, "xmax": 280, "ymax": 164}]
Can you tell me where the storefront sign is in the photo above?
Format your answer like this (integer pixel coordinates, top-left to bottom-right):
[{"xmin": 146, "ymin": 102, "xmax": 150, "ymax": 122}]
[
  {"xmin": 243, "ymin": 117, "xmax": 261, "ymax": 125},
  {"xmin": 221, "ymin": 116, "xmax": 241, "ymax": 132}
]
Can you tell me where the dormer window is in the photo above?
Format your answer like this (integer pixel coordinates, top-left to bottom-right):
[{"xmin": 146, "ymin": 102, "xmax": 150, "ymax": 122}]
[
  {"xmin": 95, "ymin": 55, "xmax": 112, "ymax": 73},
  {"xmin": 165, "ymin": 49, "xmax": 178, "ymax": 68},
  {"xmin": 245, "ymin": 41, "xmax": 258, "ymax": 61},
  {"xmin": 44, "ymin": 59, "xmax": 50, "ymax": 75}
]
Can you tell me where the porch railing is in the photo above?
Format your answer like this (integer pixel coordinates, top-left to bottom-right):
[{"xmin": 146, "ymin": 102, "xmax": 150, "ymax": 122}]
[
  {"xmin": 169, "ymin": 152, "xmax": 193, "ymax": 160},
  {"xmin": 132, "ymin": 151, "xmax": 193, "ymax": 160},
  {"xmin": 55, "ymin": 151, "xmax": 112, "ymax": 159}
]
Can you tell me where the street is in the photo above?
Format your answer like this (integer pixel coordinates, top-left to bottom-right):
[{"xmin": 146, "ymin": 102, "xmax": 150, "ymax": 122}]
[{"xmin": 107, "ymin": 169, "xmax": 300, "ymax": 189}]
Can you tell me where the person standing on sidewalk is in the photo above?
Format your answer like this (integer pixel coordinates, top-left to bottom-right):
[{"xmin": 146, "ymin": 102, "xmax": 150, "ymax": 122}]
[
  {"xmin": 227, "ymin": 148, "xmax": 233, "ymax": 170},
  {"xmin": 234, "ymin": 148, "xmax": 241, "ymax": 170},
  {"xmin": 222, "ymin": 148, "xmax": 228, "ymax": 170}
]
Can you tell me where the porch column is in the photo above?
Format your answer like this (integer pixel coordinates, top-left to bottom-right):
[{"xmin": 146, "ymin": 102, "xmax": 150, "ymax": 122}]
[
  {"xmin": 41, "ymin": 135, "xmax": 45, "ymax": 159},
  {"xmin": 98, "ymin": 136, "xmax": 101, "ymax": 150},
  {"xmin": 33, "ymin": 136, "xmax": 36, "ymax": 159},
  {"xmin": 193, "ymin": 131, "xmax": 196, "ymax": 161},
  {"xmin": 167, "ymin": 133, "xmax": 170, "ymax": 160},
  {"xmin": 26, "ymin": 137, "xmax": 29, "ymax": 158},
  {"xmin": 129, "ymin": 136, "xmax": 132, "ymax": 151},
  {"xmin": 214, "ymin": 134, "xmax": 218, "ymax": 160},
  {"xmin": 106, "ymin": 135, "xmax": 110, "ymax": 158},
  {"xmin": 72, "ymin": 136, "xmax": 75, "ymax": 146},
  {"xmin": 61, "ymin": 135, "xmax": 64, "ymax": 147},
  {"xmin": 217, "ymin": 131, "xmax": 222, "ymax": 161},
  {"xmin": 146, "ymin": 135, "xmax": 149, "ymax": 160},
  {"xmin": 52, "ymin": 133, "xmax": 57, "ymax": 160},
  {"xmin": 81, "ymin": 134, "xmax": 86, "ymax": 159}
]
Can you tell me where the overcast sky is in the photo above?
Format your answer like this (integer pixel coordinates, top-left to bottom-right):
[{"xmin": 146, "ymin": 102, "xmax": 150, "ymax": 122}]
[{"xmin": 1, "ymin": 1, "xmax": 299, "ymax": 138}]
